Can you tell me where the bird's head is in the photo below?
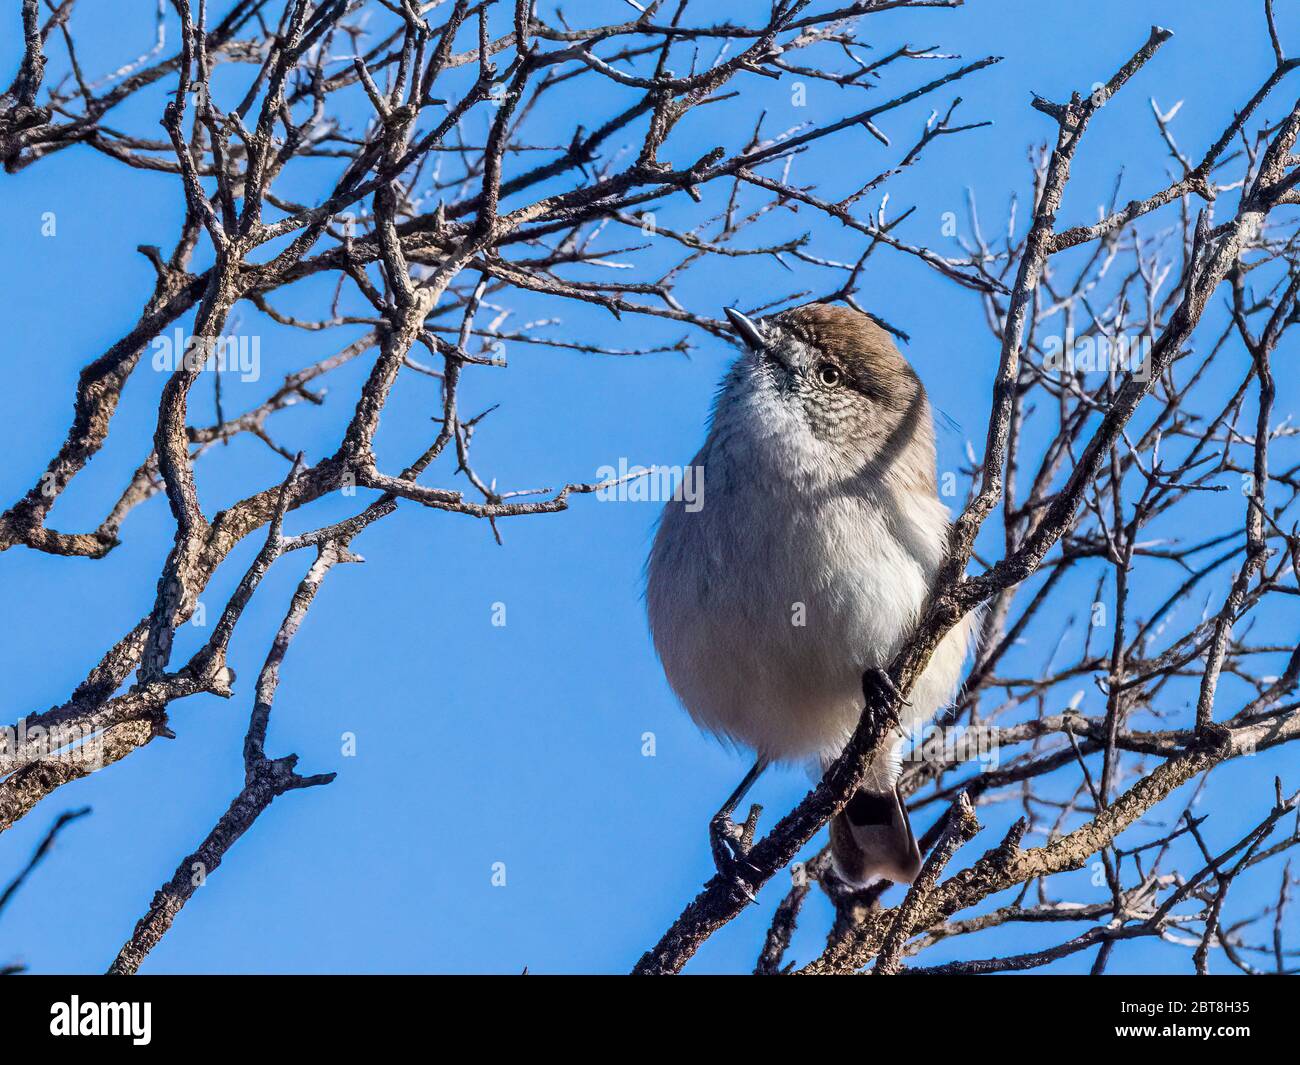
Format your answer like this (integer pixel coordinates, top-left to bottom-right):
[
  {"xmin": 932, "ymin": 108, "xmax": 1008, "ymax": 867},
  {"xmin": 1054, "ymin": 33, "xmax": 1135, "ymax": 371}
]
[{"xmin": 719, "ymin": 302, "xmax": 936, "ymax": 487}]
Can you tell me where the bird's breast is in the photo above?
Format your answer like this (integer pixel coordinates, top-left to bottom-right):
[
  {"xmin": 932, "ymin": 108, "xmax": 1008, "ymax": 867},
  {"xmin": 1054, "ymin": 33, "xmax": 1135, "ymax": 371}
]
[{"xmin": 646, "ymin": 440, "xmax": 949, "ymax": 762}]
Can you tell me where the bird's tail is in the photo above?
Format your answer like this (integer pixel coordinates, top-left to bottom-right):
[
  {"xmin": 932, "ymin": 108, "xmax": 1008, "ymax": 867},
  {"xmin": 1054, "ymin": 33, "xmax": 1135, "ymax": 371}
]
[{"xmin": 830, "ymin": 784, "xmax": 922, "ymax": 887}]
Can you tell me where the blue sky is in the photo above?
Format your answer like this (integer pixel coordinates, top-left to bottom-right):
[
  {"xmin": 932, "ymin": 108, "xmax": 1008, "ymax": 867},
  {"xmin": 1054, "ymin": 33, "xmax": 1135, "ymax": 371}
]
[{"xmin": 1, "ymin": 1, "xmax": 1296, "ymax": 974}]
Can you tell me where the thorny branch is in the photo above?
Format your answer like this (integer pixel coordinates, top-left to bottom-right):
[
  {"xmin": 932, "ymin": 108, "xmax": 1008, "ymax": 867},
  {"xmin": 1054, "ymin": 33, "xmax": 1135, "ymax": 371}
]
[
  {"xmin": 1, "ymin": 1, "xmax": 1297, "ymax": 975},
  {"xmin": 636, "ymin": 13, "xmax": 1300, "ymax": 976}
]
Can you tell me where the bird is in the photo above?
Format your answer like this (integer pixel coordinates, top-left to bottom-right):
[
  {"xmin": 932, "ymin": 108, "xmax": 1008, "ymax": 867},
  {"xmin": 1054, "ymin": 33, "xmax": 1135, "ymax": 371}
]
[{"xmin": 646, "ymin": 301, "xmax": 975, "ymax": 888}]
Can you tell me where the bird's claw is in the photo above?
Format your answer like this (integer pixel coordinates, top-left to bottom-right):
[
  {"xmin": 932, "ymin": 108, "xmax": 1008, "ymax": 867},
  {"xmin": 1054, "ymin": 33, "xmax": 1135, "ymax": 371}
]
[
  {"xmin": 729, "ymin": 875, "xmax": 758, "ymax": 904},
  {"xmin": 710, "ymin": 808, "xmax": 761, "ymax": 905},
  {"xmin": 862, "ymin": 666, "xmax": 908, "ymax": 711},
  {"xmin": 709, "ymin": 811, "xmax": 746, "ymax": 868}
]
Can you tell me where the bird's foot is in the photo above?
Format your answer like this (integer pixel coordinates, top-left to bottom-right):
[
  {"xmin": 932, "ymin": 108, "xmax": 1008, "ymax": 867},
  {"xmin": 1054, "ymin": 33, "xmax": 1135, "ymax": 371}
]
[
  {"xmin": 709, "ymin": 804, "xmax": 762, "ymax": 904},
  {"xmin": 1195, "ymin": 719, "xmax": 1233, "ymax": 751},
  {"xmin": 862, "ymin": 666, "xmax": 908, "ymax": 712}
]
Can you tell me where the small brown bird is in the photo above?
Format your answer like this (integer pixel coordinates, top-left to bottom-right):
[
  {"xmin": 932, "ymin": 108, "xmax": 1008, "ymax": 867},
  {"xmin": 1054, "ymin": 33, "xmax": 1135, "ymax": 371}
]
[{"xmin": 647, "ymin": 302, "xmax": 974, "ymax": 886}]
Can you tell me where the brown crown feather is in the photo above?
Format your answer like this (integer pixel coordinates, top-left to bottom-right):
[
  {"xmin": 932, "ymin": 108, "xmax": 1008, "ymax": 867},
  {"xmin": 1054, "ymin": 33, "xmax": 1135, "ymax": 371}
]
[{"xmin": 772, "ymin": 303, "xmax": 922, "ymax": 410}]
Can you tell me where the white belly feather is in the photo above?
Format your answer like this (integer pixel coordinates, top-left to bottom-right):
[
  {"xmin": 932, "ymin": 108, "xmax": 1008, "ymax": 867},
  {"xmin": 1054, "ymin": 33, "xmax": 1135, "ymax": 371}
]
[{"xmin": 646, "ymin": 403, "xmax": 972, "ymax": 777}]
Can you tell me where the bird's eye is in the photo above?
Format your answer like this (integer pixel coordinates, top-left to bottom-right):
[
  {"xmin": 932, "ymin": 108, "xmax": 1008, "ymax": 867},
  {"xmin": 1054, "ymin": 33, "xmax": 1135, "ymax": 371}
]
[{"xmin": 817, "ymin": 363, "xmax": 842, "ymax": 387}]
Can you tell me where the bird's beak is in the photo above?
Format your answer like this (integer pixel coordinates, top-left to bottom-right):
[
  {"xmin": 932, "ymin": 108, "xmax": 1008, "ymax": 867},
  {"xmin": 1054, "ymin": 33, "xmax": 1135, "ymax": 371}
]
[
  {"xmin": 726, "ymin": 306, "xmax": 795, "ymax": 374},
  {"xmin": 724, "ymin": 307, "xmax": 767, "ymax": 353}
]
